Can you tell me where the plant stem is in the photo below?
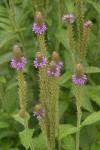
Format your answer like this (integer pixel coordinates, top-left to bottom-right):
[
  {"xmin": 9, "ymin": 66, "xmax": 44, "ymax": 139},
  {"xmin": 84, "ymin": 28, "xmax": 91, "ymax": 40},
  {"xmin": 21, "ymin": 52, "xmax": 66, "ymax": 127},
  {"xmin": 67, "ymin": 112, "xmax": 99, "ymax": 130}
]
[
  {"xmin": 76, "ymin": 110, "xmax": 81, "ymax": 150},
  {"xmin": 75, "ymin": 85, "xmax": 82, "ymax": 150}
]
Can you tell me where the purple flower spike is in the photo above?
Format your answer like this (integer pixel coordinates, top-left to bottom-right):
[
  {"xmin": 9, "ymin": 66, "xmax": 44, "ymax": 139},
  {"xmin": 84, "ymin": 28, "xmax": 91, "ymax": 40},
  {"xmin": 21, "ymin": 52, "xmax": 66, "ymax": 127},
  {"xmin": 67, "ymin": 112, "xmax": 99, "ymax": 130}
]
[
  {"xmin": 42, "ymin": 109, "xmax": 46, "ymax": 117},
  {"xmin": 34, "ymin": 57, "xmax": 47, "ymax": 68},
  {"xmin": 62, "ymin": 15, "xmax": 67, "ymax": 21},
  {"xmin": 11, "ymin": 57, "xmax": 26, "ymax": 71},
  {"xmin": 37, "ymin": 115, "xmax": 41, "ymax": 120},
  {"xmin": 32, "ymin": 23, "xmax": 47, "ymax": 34},
  {"xmin": 57, "ymin": 62, "xmax": 63, "ymax": 69},
  {"xmin": 84, "ymin": 21, "xmax": 93, "ymax": 28},
  {"xmin": 62, "ymin": 14, "xmax": 74, "ymax": 24},
  {"xmin": 33, "ymin": 104, "xmax": 46, "ymax": 121},
  {"xmin": 69, "ymin": 14, "xmax": 74, "ymax": 24},
  {"xmin": 72, "ymin": 74, "xmax": 87, "ymax": 86},
  {"xmin": 33, "ymin": 111, "xmax": 37, "ymax": 116},
  {"xmin": 47, "ymin": 66, "xmax": 60, "ymax": 77},
  {"xmin": 47, "ymin": 61, "xmax": 63, "ymax": 77}
]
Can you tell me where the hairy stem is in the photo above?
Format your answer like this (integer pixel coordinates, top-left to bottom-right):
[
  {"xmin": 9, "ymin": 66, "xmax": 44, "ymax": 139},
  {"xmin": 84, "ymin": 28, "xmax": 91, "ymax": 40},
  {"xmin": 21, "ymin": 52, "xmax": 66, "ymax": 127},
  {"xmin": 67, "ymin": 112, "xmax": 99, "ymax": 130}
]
[
  {"xmin": 75, "ymin": 85, "xmax": 82, "ymax": 150},
  {"xmin": 75, "ymin": 0, "xmax": 84, "ymax": 49},
  {"xmin": 49, "ymin": 77, "xmax": 59, "ymax": 150},
  {"xmin": 37, "ymin": 33, "xmax": 47, "ymax": 57}
]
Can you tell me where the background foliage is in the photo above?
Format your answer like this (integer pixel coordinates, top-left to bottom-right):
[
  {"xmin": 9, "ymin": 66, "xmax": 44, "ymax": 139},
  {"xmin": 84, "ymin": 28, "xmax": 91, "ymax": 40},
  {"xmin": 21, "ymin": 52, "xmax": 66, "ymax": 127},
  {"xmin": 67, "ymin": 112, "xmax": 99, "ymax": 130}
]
[{"xmin": 0, "ymin": 0, "xmax": 100, "ymax": 150}]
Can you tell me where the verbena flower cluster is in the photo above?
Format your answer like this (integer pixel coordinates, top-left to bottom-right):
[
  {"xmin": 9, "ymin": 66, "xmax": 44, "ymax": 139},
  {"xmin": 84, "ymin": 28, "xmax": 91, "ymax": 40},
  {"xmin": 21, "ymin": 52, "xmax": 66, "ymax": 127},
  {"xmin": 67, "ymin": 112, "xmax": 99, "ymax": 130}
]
[
  {"xmin": 84, "ymin": 21, "xmax": 93, "ymax": 27},
  {"xmin": 72, "ymin": 74, "xmax": 87, "ymax": 86},
  {"xmin": 32, "ymin": 23, "xmax": 47, "ymax": 34},
  {"xmin": 47, "ymin": 62, "xmax": 63, "ymax": 77},
  {"xmin": 33, "ymin": 108, "xmax": 46, "ymax": 120},
  {"xmin": 62, "ymin": 14, "xmax": 74, "ymax": 23},
  {"xmin": 34, "ymin": 56, "xmax": 47, "ymax": 68},
  {"xmin": 11, "ymin": 57, "xmax": 26, "ymax": 71}
]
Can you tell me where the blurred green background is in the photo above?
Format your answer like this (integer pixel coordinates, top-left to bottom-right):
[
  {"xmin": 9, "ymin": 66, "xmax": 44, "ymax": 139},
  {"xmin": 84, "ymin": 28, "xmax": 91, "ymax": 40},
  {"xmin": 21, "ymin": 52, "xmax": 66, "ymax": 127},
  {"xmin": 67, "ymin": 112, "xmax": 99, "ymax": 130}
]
[{"xmin": 0, "ymin": 0, "xmax": 100, "ymax": 150}]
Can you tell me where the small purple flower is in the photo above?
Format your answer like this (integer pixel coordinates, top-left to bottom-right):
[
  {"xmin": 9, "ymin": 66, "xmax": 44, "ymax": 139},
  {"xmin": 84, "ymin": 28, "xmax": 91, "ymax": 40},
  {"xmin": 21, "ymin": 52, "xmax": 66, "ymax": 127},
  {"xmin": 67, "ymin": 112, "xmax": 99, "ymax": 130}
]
[
  {"xmin": 34, "ymin": 57, "xmax": 47, "ymax": 68},
  {"xmin": 47, "ymin": 61, "xmax": 63, "ymax": 77},
  {"xmin": 57, "ymin": 61, "xmax": 63, "ymax": 69},
  {"xmin": 62, "ymin": 14, "xmax": 74, "ymax": 24},
  {"xmin": 32, "ymin": 23, "xmax": 47, "ymax": 34},
  {"xmin": 11, "ymin": 57, "xmax": 26, "ymax": 71},
  {"xmin": 72, "ymin": 74, "xmax": 87, "ymax": 86},
  {"xmin": 33, "ymin": 108, "xmax": 46, "ymax": 121},
  {"xmin": 84, "ymin": 21, "xmax": 93, "ymax": 27},
  {"xmin": 47, "ymin": 67, "xmax": 60, "ymax": 77}
]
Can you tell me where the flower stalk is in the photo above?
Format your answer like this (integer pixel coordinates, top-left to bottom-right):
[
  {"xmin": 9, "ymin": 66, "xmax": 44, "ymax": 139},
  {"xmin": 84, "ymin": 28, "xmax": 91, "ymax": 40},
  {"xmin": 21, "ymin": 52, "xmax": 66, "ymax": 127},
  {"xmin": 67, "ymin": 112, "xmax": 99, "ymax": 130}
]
[
  {"xmin": 62, "ymin": 14, "xmax": 75, "ymax": 69},
  {"xmin": 47, "ymin": 56, "xmax": 62, "ymax": 150},
  {"xmin": 11, "ymin": 45, "xmax": 34, "ymax": 150},
  {"xmin": 75, "ymin": 0, "xmax": 84, "ymax": 44},
  {"xmin": 79, "ymin": 21, "xmax": 93, "ymax": 62},
  {"xmin": 49, "ymin": 76, "xmax": 59, "ymax": 150},
  {"xmin": 72, "ymin": 64, "xmax": 87, "ymax": 150},
  {"xmin": 75, "ymin": 85, "xmax": 82, "ymax": 150}
]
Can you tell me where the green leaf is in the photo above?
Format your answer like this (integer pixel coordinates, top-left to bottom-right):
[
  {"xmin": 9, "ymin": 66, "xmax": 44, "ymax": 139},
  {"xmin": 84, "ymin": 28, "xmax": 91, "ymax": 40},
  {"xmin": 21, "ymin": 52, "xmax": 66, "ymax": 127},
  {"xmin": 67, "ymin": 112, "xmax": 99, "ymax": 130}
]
[
  {"xmin": 87, "ymin": 86, "xmax": 100, "ymax": 106},
  {"xmin": 19, "ymin": 129, "xmax": 34, "ymax": 149},
  {"xmin": 0, "ymin": 52, "xmax": 12, "ymax": 65},
  {"xmin": 61, "ymin": 135, "xmax": 75, "ymax": 150},
  {"xmin": 85, "ymin": 67, "xmax": 100, "ymax": 73},
  {"xmin": 91, "ymin": 144, "xmax": 100, "ymax": 150},
  {"xmin": 0, "ymin": 76, "xmax": 6, "ymax": 83},
  {"xmin": 13, "ymin": 113, "xmax": 30, "ymax": 126},
  {"xmin": 81, "ymin": 86, "xmax": 94, "ymax": 112},
  {"xmin": 80, "ymin": 125, "xmax": 98, "ymax": 149},
  {"xmin": 60, "ymin": 71, "xmax": 71, "ymax": 85},
  {"xmin": 56, "ymin": 29, "xmax": 69, "ymax": 49},
  {"xmin": 59, "ymin": 124, "xmax": 78, "ymax": 140},
  {"xmin": 0, "ymin": 121, "xmax": 9, "ymax": 128},
  {"xmin": 33, "ymin": 133, "xmax": 47, "ymax": 150},
  {"xmin": 87, "ymin": 0, "xmax": 100, "ymax": 13},
  {"xmin": 81, "ymin": 111, "xmax": 100, "ymax": 127}
]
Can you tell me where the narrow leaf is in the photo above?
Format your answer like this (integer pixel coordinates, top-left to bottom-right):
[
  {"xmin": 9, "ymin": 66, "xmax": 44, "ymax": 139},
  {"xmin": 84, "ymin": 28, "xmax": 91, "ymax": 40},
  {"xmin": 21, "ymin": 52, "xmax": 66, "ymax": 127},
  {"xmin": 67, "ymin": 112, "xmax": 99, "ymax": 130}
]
[
  {"xmin": 81, "ymin": 111, "xmax": 100, "ymax": 127},
  {"xmin": 59, "ymin": 124, "xmax": 78, "ymax": 140}
]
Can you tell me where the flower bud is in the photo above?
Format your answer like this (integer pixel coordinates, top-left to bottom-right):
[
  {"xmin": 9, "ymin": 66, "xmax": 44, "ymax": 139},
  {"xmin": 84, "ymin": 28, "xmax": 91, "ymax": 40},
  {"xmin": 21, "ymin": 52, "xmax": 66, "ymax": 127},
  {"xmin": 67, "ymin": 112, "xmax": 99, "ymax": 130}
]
[
  {"xmin": 35, "ymin": 104, "xmax": 43, "ymax": 112},
  {"xmin": 75, "ymin": 64, "xmax": 84, "ymax": 78},
  {"xmin": 35, "ymin": 12, "xmax": 44, "ymax": 27},
  {"xmin": 49, "ymin": 61, "xmax": 57, "ymax": 73},
  {"xmin": 36, "ymin": 52, "xmax": 43, "ymax": 62},
  {"xmin": 52, "ymin": 51, "xmax": 59, "ymax": 62},
  {"xmin": 13, "ymin": 45, "xmax": 23, "ymax": 62}
]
